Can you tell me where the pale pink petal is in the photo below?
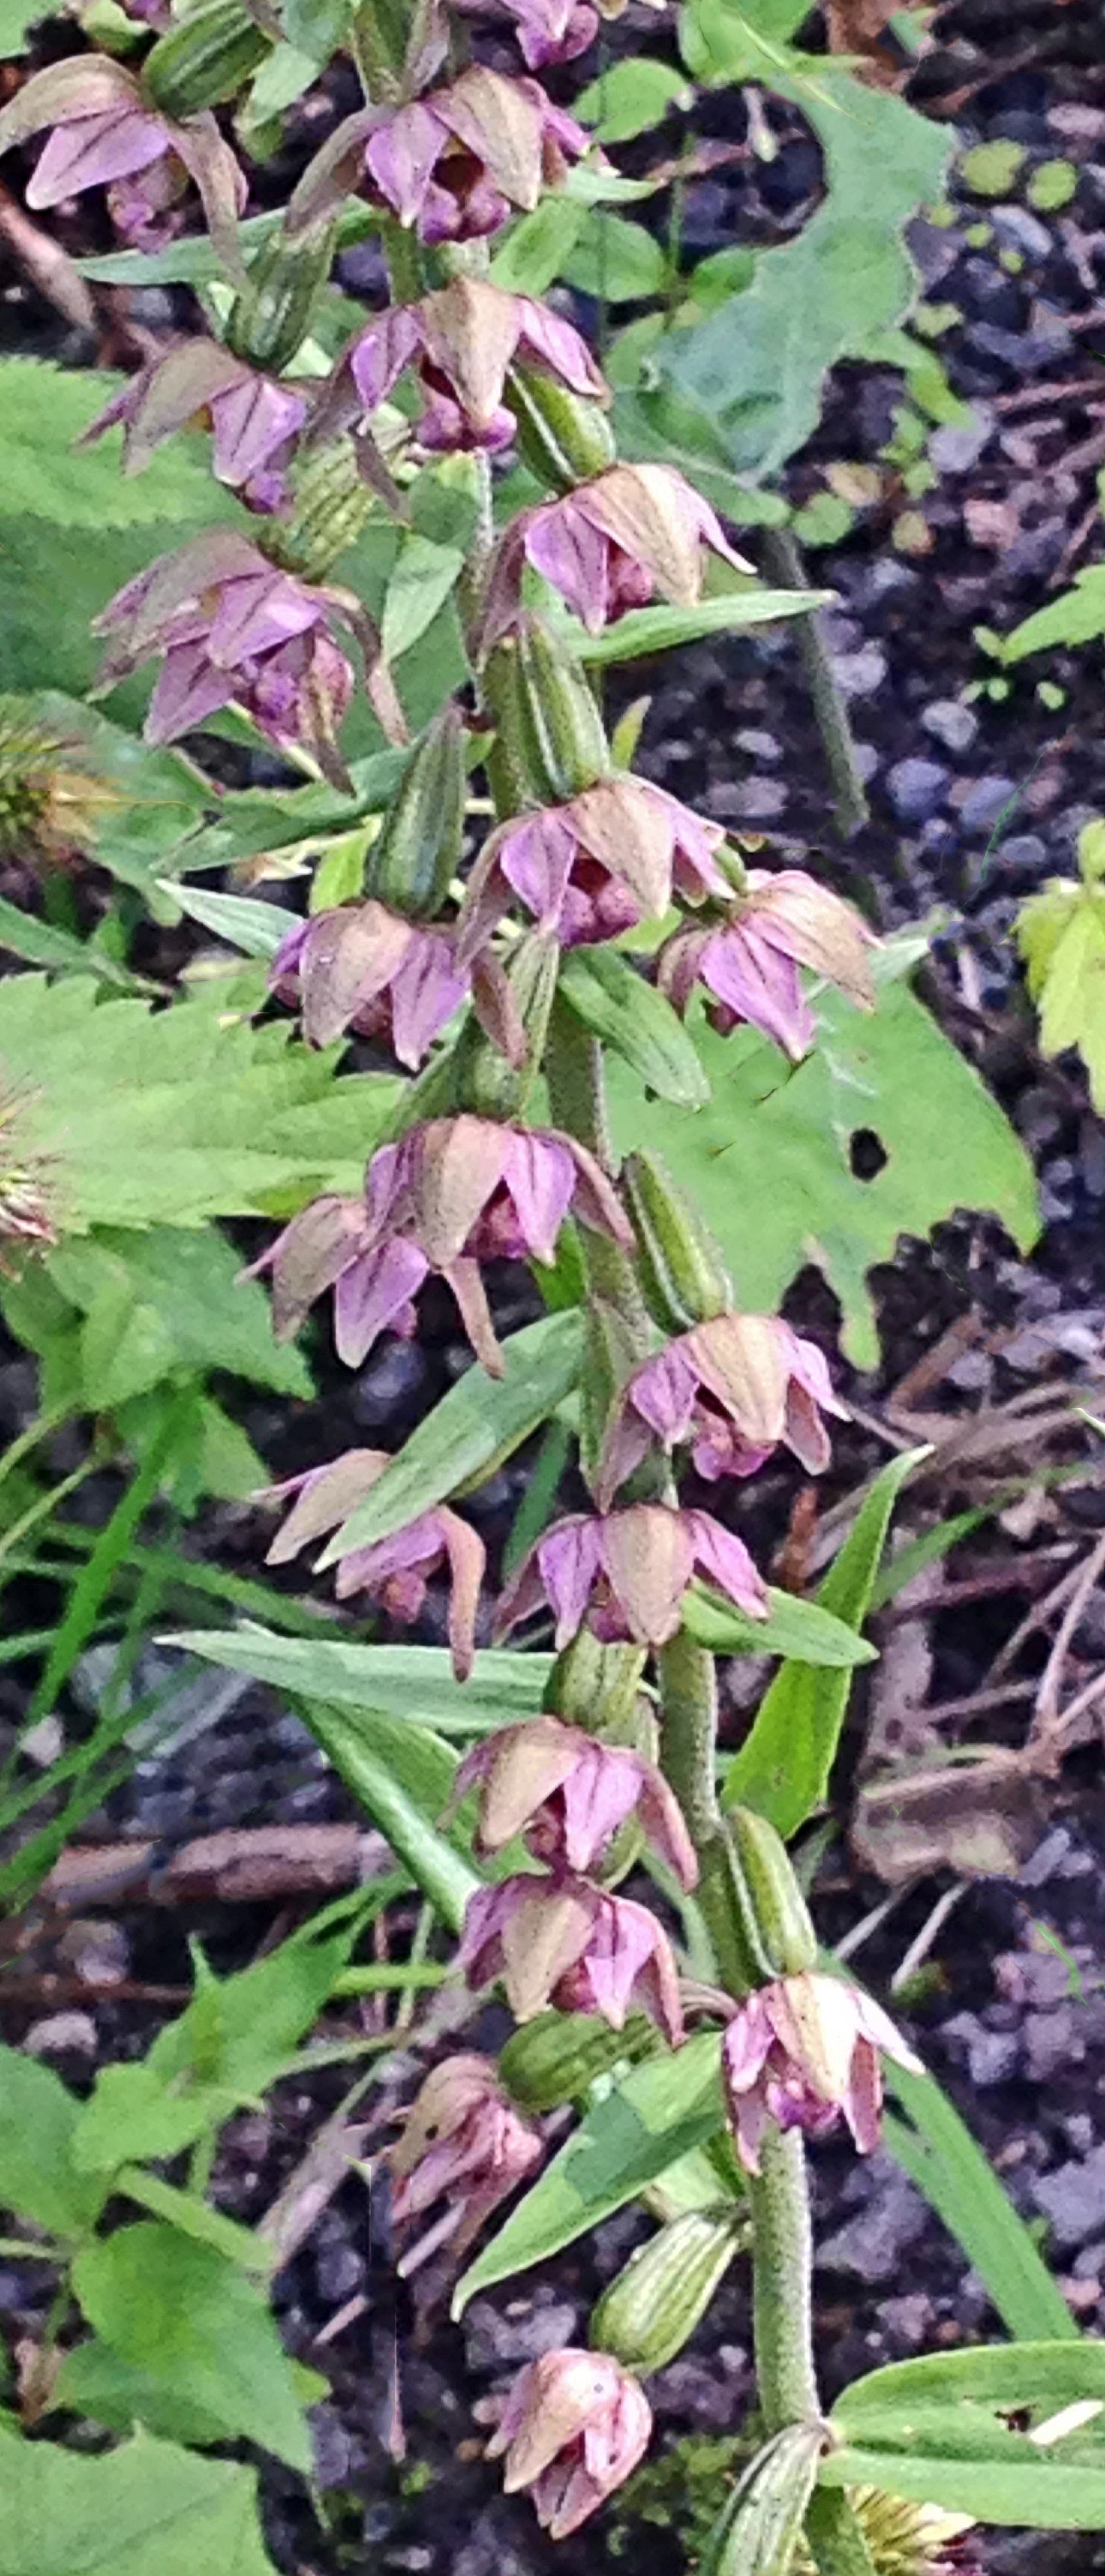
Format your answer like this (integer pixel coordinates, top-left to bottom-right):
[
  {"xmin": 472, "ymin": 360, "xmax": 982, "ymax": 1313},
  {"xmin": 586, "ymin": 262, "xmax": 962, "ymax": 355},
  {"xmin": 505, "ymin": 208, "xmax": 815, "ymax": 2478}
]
[
  {"xmin": 686, "ymin": 1511, "xmax": 768, "ymax": 1619},
  {"xmin": 700, "ymin": 925, "xmax": 815, "ymax": 1060},
  {"xmin": 445, "ymin": 1255, "xmax": 504, "ymax": 1378},
  {"xmin": 497, "ymin": 811, "xmax": 579, "ymax": 934},
  {"xmin": 209, "ymin": 374, "xmax": 307, "ymax": 489},
  {"xmin": 334, "ymin": 1237, "xmax": 428, "ymax": 1366},
  {"xmin": 502, "ymin": 1130, "xmax": 576, "ymax": 1264},
  {"xmin": 524, "ymin": 499, "xmax": 612, "ymax": 634},
  {"xmin": 557, "ymin": 1743, "xmax": 643, "ymax": 1872},
  {"xmin": 388, "ymin": 935, "xmax": 467, "ymax": 1068},
  {"xmin": 364, "ymin": 99, "xmax": 447, "ymax": 225},
  {"xmin": 536, "ymin": 1514, "xmax": 604, "ymax": 1645},
  {"xmin": 28, "ymin": 105, "xmax": 167, "ymax": 207},
  {"xmin": 843, "ymin": 2039, "xmax": 883, "ymax": 2154},
  {"xmin": 516, "ymin": 296, "xmax": 606, "ymax": 398}
]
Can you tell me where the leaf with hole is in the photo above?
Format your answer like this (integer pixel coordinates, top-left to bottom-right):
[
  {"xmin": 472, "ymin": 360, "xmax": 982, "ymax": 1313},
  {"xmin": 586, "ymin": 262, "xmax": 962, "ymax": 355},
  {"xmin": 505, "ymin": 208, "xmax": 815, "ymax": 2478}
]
[{"xmin": 823, "ymin": 2342, "xmax": 1105, "ymax": 2526}]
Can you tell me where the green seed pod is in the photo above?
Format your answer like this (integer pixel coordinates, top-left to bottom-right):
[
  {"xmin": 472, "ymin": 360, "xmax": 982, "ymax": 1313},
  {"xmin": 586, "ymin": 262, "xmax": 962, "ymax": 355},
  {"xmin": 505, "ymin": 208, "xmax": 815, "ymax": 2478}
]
[
  {"xmin": 622, "ymin": 1147, "xmax": 732, "ymax": 1337},
  {"xmin": 499, "ymin": 2008, "xmax": 662, "ymax": 2114},
  {"xmin": 701, "ymin": 2423, "xmax": 824, "ymax": 2576},
  {"xmin": 366, "ymin": 702, "xmax": 466, "ymax": 921},
  {"xmin": 726, "ymin": 1805, "xmax": 818, "ymax": 1984},
  {"xmin": 142, "ymin": 0, "xmax": 269, "ymax": 117},
  {"xmin": 482, "ymin": 614, "xmax": 608, "ymax": 812},
  {"xmin": 591, "ymin": 2208, "xmax": 747, "ymax": 2375},
  {"xmin": 507, "ymin": 363, "xmax": 617, "ymax": 495},
  {"xmin": 267, "ymin": 437, "xmax": 375, "ymax": 584},
  {"xmin": 545, "ymin": 1628, "xmax": 648, "ymax": 1738},
  {"xmin": 224, "ymin": 218, "xmax": 337, "ymax": 374}
]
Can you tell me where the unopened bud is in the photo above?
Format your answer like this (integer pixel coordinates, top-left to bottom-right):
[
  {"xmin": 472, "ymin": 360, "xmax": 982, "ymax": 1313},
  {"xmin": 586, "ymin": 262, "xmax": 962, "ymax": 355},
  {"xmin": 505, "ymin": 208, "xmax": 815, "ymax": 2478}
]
[
  {"xmin": 483, "ymin": 614, "xmax": 608, "ymax": 812},
  {"xmin": 508, "ymin": 362, "xmax": 617, "ymax": 495},
  {"xmin": 591, "ymin": 2208, "xmax": 747, "ymax": 2375},
  {"xmin": 142, "ymin": 0, "xmax": 269, "ymax": 116},
  {"xmin": 723, "ymin": 1805, "xmax": 818, "ymax": 1989},
  {"xmin": 224, "ymin": 217, "xmax": 337, "ymax": 374},
  {"xmin": 622, "ymin": 1147, "xmax": 732, "ymax": 1337},
  {"xmin": 367, "ymin": 701, "xmax": 466, "ymax": 921},
  {"xmin": 701, "ymin": 2423, "xmax": 824, "ymax": 2576},
  {"xmin": 499, "ymin": 2006, "xmax": 662, "ymax": 2114}
]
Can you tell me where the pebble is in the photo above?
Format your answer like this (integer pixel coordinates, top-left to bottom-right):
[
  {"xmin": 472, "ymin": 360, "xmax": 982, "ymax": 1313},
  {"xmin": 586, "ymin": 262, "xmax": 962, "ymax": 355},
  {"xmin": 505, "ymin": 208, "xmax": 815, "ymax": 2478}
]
[
  {"xmin": 1035, "ymin": 2146, "xmax": 1105, "ymax": 2250},
  {"xmin": 991, "ymin": 205, "xmax": 1054, "ymax": 264},
  {"xmin": 929, "ymin": 408, "xmax": 995, "ymax": 474},
  {"xmin": 352, "ymin": 1339, "xmax": 429, "ymax": 1429},
  {"xmin": 651, "ymin": 2353, "xmax": 750, "ymax": 2428},
  {"xmin": 315, "ymin": 2241, "xmax": 366, "ymax": 2305},
  {"xmin": 887, "ymin": 757, "xmax": 951, "ymax": 824},
  {"xmin": 959, "ymin": 773, "xmax": 1018, "ymax": 833},
  {"xmin": 1023, "ymin": 2007, "xmax": 1083, "ymax": 2083},
  {"xmin": 956, "ymin": 259, "xmax": 1028, "ymax": 330},
  {"xmin": 943, "ymin": 2012, "xmax": 1019, "ymax": 2088},
  {"xmin": 998, "ymin": 831, "xmax": 1049, "ymax": 887},
  {"xmin": 820, "ymin": 2172, "xmax": 929, "ymax": 2282},
  {"xmin": 464, "ymin": 2295, "xmax": 579, "ymax": 2373},
  {"xmin": 971, "ymin": 321, "xmax": 1073, "ymax": 376},
  {"xmin": 722, "ymin": 776, "xmax": 790, "ymax": 824},
  {"xmin": 22, "ymin": 2011, "xmax": 98, "ymax": 2059},
  {"xmin": 830, "ymin": 643, "xmax": 887, "ymax": 701},
  {"xmin": 921, "ymin": 698, "xmax": 979, "ymax": 756},
  {"xmin": 734, "ymin": 727, "xmax": 783, "ymax": 765}
]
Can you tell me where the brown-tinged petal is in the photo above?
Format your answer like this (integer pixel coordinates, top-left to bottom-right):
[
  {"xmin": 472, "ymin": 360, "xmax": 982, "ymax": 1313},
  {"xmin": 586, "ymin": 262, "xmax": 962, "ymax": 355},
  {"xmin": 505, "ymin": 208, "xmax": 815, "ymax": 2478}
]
[
  {"xmin": 600, "ymin": 1504, "xmax": 693, "ymax": 1645},
  {"xmin": 438, "ymin": 1506, "xmax": 486, "ymax": 1680}
]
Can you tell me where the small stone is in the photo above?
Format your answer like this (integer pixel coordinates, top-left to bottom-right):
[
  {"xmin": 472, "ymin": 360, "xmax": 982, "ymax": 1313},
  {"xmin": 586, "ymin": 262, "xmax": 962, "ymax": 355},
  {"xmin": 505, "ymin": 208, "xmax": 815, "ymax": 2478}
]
[
  {"xmin": 999, "ymin": 832, "xmax": 1048, "ymax": 886},
  {"xmin": 929, "ymin": 407, "xmax": 995, "ymax": 474},
  {"xmin": 1034, "ymin": 2144, "xmax": 1105, "ymax": 2249},
  {"xmin": 726, "ymin": 776, "xmax": 789, "ymax": 824},
  {"xmin": 650, "ymin": 2352, "xmax": 749, "ymax": 2427},
  {"xmin": 1072, "ymin": 2239, "xmax": 1105, "ymax": 2280},
  {"xmin": 921, "ymin": 698, "xmax": 979, "ymax": 756},
  {"xmin": 851, "ymin": 741, "xmax": 881, "ymax": 784},
  {"xmin": 1023, "ymin": 2007, "xmax": 1082, "ymax": 2084},
  {"xmin": 22, "ymin": 2012, "xmax": 98, "ymax": 2060},
  {"xmin": 57, "ymin": 1920, "xmax": 129, "ymax": 1988},
  {"xmin": 316, "ymin": 2241, "xmax": 365, "ymax": 2305},
  {"xmin": 879, "ymin": 2291, "xmax": 935, "ymax": 2347},
  {"xmin": 1021, "ymin": 1827, "xmax": 1075, "ymax": 1886},
  {"xmin": 352, "ymin": 1338, "xmax": 429, "ymax": 1429},
  {"xmin": 830, "ymin": 643, "xmax": 887, "ymax": 700},
  {"xmin": 991, "ymin": 206, "xmax": 1054, "ymax": 264},
  {"xmin": 943, "ymin": 2012, "xmax": 1019, "ymax": 2088},
  {"xmin": 820, "ymin": 2170, "xmax": 929, "ymax": 2282},
  {"xmin": 311, "ymin": 2404, "xmax": 356, "ymax": 2489},
  {"xmin": 464, "ymin": 2295, "xmax": 578, "ymax": 2373},
  {"xmin": 887, "ymin": 757, "xmax": 950, "ymax": 824},
  {"xmin": 959, "ymin": 773, "xmax": 1018, "ymax": 834},
  {"xmin": 734, "ymin": 728, "xmax": 782, "ymax": 765}
]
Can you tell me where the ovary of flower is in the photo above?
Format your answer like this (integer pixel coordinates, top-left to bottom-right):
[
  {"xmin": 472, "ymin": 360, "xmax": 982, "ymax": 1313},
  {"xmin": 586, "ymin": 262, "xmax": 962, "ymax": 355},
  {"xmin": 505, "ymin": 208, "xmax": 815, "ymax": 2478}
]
[
  {"xmin": 721, "ymin": 1971, "xmax": 923, "ymax": 2174},
  {"xmin": 495, "ymin": 1501, "xmax": 768, "ymax": 1650},
  {"xmin": 451, "ymin": 1714, "xmax": 697, "ymax": 1886},
  {"xmin": 485, "ymin": 2349, "xmax": 652, "ymax": 2539},
  {"xmin": 595, "ymin": 1314, "xmax": 848, "ymax": 1507}
]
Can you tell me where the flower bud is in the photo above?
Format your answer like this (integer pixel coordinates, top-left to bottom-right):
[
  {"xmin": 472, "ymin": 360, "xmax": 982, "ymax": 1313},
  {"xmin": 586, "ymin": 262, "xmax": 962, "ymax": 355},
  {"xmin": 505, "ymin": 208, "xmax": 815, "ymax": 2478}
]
[
  {"xmin": 701, "ymin": 2423, "xmax": 824, "ymax": 2576},
  {"xmin": 483, "ymin": 614, "xmax": 609, "ymax": 812},
  {"xmin": 508, "ymin": 361, "xmax": 618, "ymax": 494},
  {"xmin": 141, "ymin": 0, "xmax": 269, "ymax": 117},
  {"xmin": 726, "ymin": 1805, "xmax": 818, "ymax": 1985},
  {"xmin": 224, "ymin": 216, "xmax": 338, "ymax": 374},
  {"xmin": 499, "ymin": 2006, "xmax": 662, "ymax": 2112},
  {"xmin": 622, "ymin": 1147, "xmax": 732, "ymax": 1337},
  {"xmin": 591, "ymin": 2208, "xmax": 747, "ymax": 2375},
  {"xmin": 367, "ymin": 701, "xmax": 466, "ymax": 921}
]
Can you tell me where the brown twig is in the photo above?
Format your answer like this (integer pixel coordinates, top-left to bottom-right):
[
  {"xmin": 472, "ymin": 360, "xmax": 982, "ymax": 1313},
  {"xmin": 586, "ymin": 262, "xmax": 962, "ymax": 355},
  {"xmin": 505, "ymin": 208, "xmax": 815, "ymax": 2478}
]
[
  {"xmin": 0, "ymin": 181, "xmax": 95, "ymax": 332},
  {"xmin": 993, "ymin": 379, "xmax": 1105, "ymax": 416},
  {"xmin": 1030, "ymin": 1527, "xmax": 1105, "ymax": 1748},
  {"xmin": 40, "ymin": 1824, "xmax": 393, "ymax": 1911}
]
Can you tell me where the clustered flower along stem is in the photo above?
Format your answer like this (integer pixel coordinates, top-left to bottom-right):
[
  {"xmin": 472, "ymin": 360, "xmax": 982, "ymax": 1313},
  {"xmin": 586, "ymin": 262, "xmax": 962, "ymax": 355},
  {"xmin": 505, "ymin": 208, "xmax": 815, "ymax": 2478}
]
[{"xmin": 0, "ymin": 0, "xmax": 929, "ymax": 2553}]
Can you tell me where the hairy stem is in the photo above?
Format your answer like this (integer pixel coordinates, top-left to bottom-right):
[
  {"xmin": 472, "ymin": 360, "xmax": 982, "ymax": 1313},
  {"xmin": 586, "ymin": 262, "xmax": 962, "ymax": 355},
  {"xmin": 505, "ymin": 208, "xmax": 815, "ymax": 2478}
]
[
  {"xmin": 762, "ymin": 528, "xmax": 869, "ymax": 838},
  {"xmin": 746, "ymin": 2126, "xmax": 819, "ymax": 2429},
  {"xmin": 544, "ymin": 1000, "xmax": 651, "ymax": 1333}
]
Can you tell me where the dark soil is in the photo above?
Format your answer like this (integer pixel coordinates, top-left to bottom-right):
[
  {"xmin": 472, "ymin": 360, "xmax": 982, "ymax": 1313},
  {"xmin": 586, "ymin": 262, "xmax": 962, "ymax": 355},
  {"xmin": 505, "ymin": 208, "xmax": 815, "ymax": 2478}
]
[{"xmin": 3, "ymin": 6, "xmax": 1105, "ymax": 2574}]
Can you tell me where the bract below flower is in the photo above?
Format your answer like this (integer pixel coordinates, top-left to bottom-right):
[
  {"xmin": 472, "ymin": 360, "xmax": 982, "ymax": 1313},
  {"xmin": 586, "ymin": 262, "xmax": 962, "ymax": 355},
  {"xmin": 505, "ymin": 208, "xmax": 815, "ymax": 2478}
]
[
  {"xmin": 457, "ymin": 776, "xmax": 726, "ymax": 959},
  {"xmin": 361, "ymin": 69, "xmax": 588, "ymax": 244},
  {"xmin": 271, "ymin": 903, "xmax": 468, "ymax": 1067},
  {"xmin": 389, "ymin": 2056, "xmax": 541, "ymax": 2273},
  {"xmin": 451, "ymin": 1714, "xmax": 697, "ymax": 1886},
  {"xmin": 596, "ymin": 1314, "xmax": 847, "ymax": 1507},
  {"xmin": 721, "ymin": 1970, "xmax": 923, "ymax": 2174},
  {"xmin": 261, "ymin": 1446, "xmax": 485, "ymax": 1679},
  {"xmin": 459, "ymin": 1872, "xmax": 684, "ymax": 2040},
  {"xmin": 347, "ymin": 277, "xmax": 606, "ymax": 456},
  {"xmin": 84, "ymin": 344, "xmax": 307, "ymax": 512},
  {"xmin": 484, "ymin": 463, "xmax": 750, "ymax": 640},
  {"xmin": 250, "ymin": 1116, "xmax": 631, "ymax": 1378},
  {"xmin": 485, "ymin": 2350, "xmax": 652, "ymax": 2539},
  {"xmin": 659, "ymin": 869, "xmax": 876, "ymax": 1061},
  {"xmin": 495, "ymin": 1502, "xmax": 767, "ymax": 1649}
]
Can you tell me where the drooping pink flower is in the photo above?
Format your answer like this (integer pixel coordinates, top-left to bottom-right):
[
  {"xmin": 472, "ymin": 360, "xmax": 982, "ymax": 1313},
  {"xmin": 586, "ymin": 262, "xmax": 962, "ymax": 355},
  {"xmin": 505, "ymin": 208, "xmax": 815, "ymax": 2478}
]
[
  {"xmin": 484, "ymin": 464, "xmax": 750, "ymax": 642},
  {"xmin": 0, "ymin": 56, "xmax": 245, "ymax": 251},
  {"xmin": 659, "ymin": 869, "xmax": 876, "ymax": 1061},
  {"xmin": 389, "ymin": 2055, "xmax": 542, "ymax": 2273},
  {"xmin": 84, "ymin": 344, "xmax": 307, "ymax": 513},
  {"xmin": 457, "ymin": 776, "xmax": 726, "ymax": 959},
  {"xmin": 485, "ymin": 2350, "xmax": 652, "ymax": 2538},
  {"xmin": 451, "ymin": 1714, "xmax": 697, "ymax": 1886},
  {"xmin": 596, "ymin": 1315, "xmax": 847, "ymax": 1507},
  {"xmin": 261, "ymin": 1446, "xmax": 485, "ymax": 1679},
  {"xmin": 93, "ymin": 532, "xmax": 353, "ymax": 767},
  {"xmin": 361, "ymin": 68, "xmax": 588, "ymax": 245},
  {"xmin": 270, "ymin": 903, "xmax": 469, "ymax": 1068},
  {"xmin": 496, "ymin": 1502, "xmax": 767, "ymax": 1650},
  {"xmin": 250, "ymin": 1116, "xmax": 631, "ymax": 1378},
  {"xmin": 721, "ymin": 1971, "xmax": 923, "ymax": 2175},
  {"xmin": 455, "ymin": 0, "xmax": 598, "ymax": 70},
  {"xmin": 459, "ymin": 1872, "xmax": 683, "ymax": 2040},
  {"xmin": 347, "ymin": 277, "xmax": 606, "ymax": 457}
]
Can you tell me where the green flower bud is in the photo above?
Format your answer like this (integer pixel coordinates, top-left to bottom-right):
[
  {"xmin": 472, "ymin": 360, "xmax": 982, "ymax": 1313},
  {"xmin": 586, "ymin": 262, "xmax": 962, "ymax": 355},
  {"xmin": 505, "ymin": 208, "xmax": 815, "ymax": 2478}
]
[
  {"xmin": 224, "ymin": 218, "xmax": 337, "ymax": 374},
  {"xmin": 622, "ymin": 1147, "xmax": 732, "ymax": 1337},
  {"xmin": 701, "ymin": 2423, "xmax": 824, "ymax": 2576},
  {"xmin": 498, "ymin": 2007, "xmax": 663, "ymax": 2113},
  {"xmin": 483, "ymin": 614, "xmax": 609, "ymax": 812},
  {"xmin": 507, "ymin": 362, "xmax": 618, "ymax": 495},
  {"xmin": 367, "ymin": 702, "xmax": 466, "ymax": 921},
  {"xmin": 142, "ymin": 0, "xmax": 269, "ymax": 117},
  {"xmin": 721, "ymin": 1806, "xmax": 819, "ymax": 1991},
  {"xmin": 591, "ymin": 2208, "xmax": 748, "ymax": 2376}
]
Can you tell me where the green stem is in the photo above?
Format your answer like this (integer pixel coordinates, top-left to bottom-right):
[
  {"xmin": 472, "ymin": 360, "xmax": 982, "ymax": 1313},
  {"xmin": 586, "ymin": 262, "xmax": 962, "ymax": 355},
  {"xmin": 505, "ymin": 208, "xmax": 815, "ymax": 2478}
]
[
  {"xmin": 762, "ymin": 528, "xmax": 869, "ymax": 839},
  {"xmin": 544, "ymin": 1001, "xmax": 651, "ymax": 1332},
  {"xmin": 804, "ymin": 2490, "xmax": 879, "ymax": 2576},
  {"xmin": 745, "ymin": 2127, "xmax": 818, "ymax": 2431}
]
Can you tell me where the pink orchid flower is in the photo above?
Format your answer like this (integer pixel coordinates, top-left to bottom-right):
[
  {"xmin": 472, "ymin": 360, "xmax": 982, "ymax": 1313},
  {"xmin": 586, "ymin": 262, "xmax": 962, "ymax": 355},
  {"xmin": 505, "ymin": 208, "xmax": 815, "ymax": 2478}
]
[
  {"xmin": 0, "ymin": 55, "xmax": 244, "ymax": 251},
  {"xmin": 484, "ymin": 463, "xmax": 750, "ymax": 640},
  {"xmin": 596, "ymin": 1315, "xmax": 847, "ymax": 1507},
  {"xmin": 451, "ymin": 1714, "xmax": 697, "ymax": 1885},
  {"xmin": 457, "ymin": 776, "xmax": 726, "ymax": 959},
  {"xmin": 390, "ymin": 2055, "xmax": 542, "ymax": 2273},
  {"xmin": 495, "ymin": 1502, "xmax": 767, "ymax": 1650},
  {"xmin": 347, "ymin": 276, "xmax": 606, "ymax": 456},
  {"xmin": 361, "ymin": 68, "xmax": 588, "ymax": 245},
  {"xmin": 722, "ymin": 1971, "xmax": 923, "ymax": 2174},
  {"xmin": 485, "ymin": 2350, "xmax": 652, "ymax": 2538},
  {"xmin": 659, "ymin": 869, "xmax": 876, "ymax": 1061},
  {"xmin": 84, "ymin": 344, "xmax": 307, "ymax": 512},
  {"xmin": 459, "ymin": 1872, "xmax": 684, "ymax": 2042},
  {"xmin": 261, "ymin": 1447, "xmax": 485, "ymax": 1680},
  {"xmin": 270, "ymin": 904, "xmax": 469, "ymax": 1068}
]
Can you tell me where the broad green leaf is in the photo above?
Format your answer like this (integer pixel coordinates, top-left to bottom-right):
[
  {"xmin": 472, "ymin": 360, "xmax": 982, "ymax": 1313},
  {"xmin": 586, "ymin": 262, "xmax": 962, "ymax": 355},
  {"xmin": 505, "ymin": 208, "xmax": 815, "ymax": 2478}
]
[
  {"xmin": 883, "ymin": 2064, "xmax": 1078, "ymax": 2345},
  {"xmin": 558, "ymin": 947, "xmax": 710, "ymax": 1106},
  {"xmin": 0, "ymin": 975, "xmax": 400, "ymax": 1231},
  {"xmin": 0, "ymin": 895, "xmax": 143, "ymax": 986},
  {"xmin": 721, "ymin": 1449, "xmax": 923, "ymax": 1831},
  {"xmin": 452, "ymin": 2033, "xmax": 725, "ymax": 2312},
  {"xmin": 161, "ymin": 884, "xmax": 291, "ymax": 958},
  {"xmin": 0, "ymin": 361, "xmax": 244, "ymax": 530},
  {"xmin": 73, "ymin": 2224, "xmax": 314, "ymax": 2470},
  {"xmin": 0, "ymin": 2429, "xmax": 281, "ymax": 2576},
  {"xmin": 49, "ymin": 1227, "xmax": 311, "ymax": 1407},
  {"xmin": 560, "ymin": 208, "xmax": 670, "ymax": 302},
  {"xmin": 116, "ymin": 2167, "xmax": 273, "ymax": 2271},
  {"xmin": 662, "ymin": 64, "xmax": 951, "ymax": 479},
  {"xmin": 0, "ymin": 2046, "xmax": 105, "ymax": 2239},
  {"xmin": 74, "ymin": 2063, "xmax": 223, "ymax": 2176},
  {"xmin": 52, "ymin": 2339, "xmax": 234, "ymax": 2452},
  {"xmin": 606, "ymin": 968, "xmax": 1039, "ymax": 1369},
  {"xmin": 0, "ymin": 0, "xmax": 67, "ymax": 56},
  {"xmin": 490, "ymin": 196, "xmax": 586, "ymax": 294},
  {"xmin": 683, "ymin": 1583, "xmax": 878, "ymax": 1668},
  {"xmin": 1003, "ymin": 563, "xmax": 1105, "ymax": 661},
  {"xmin": 612, "ymin": 381, "xmax": 791, "ymax": 529},
  {"xmin": 381, "ymin": 534, "xmax": 465, "ymax": 665},
  {"xmin": 171, "ymin": 1628, "xmax": 552, "ymax": 1734},
  {"xmin": 146, "ymin": 1925, "xmax": 350, "ymax": 2103},
  {"xmin": 1016, "ymin": 854, "xmax": 1105, "ymax": 1112},
  {"xmin": 568, "ymin": 587, "xmax": 826, "ymax": 663},
  {"xmin": 316, "ymin": 1310, "xmax": 585, "ymax": 1567},
  {"xmin": 574, "ymin": 57, "xmax": 693, "ymax": 141},
  {"xmin": 296, "ymin": 1698, "xmax": 476, "ymax": 1929},
  {"xmin": 824, "ymin": 2342, "xmax": 1105, "ymax": 2527}
]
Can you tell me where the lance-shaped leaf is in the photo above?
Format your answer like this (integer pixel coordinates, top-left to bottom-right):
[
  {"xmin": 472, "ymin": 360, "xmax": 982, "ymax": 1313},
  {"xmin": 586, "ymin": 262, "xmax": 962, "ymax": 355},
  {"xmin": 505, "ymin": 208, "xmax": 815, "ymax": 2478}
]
[
  {"xmin": 682, "ymin": 1582, "xmax": 878, "ymax": 1668},
  {"xmin": 823, "ymin": 2341, "xmax": 1105, "ymax": 2528},
  {"xmin": 558, "ymin": 948, "xmax": 710, "ymax": 1107},
  {"xmin": 170, "ymin": 1628, "xmax": 552, "ymax": 1735},
  {"xmin": 564, "ymin": 587, "xmax": 827, "ymax": 664},
  {"xmin": 293, "ymin": 1698, "xmax": 477, "ymax": 1929}
]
